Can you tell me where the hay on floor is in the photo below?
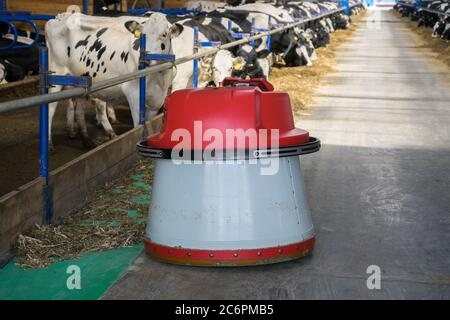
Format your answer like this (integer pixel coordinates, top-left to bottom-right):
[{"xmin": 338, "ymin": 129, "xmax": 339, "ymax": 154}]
[{"xmin": 15, "ymin": 159, "xmax": 154, "ymax": 268}]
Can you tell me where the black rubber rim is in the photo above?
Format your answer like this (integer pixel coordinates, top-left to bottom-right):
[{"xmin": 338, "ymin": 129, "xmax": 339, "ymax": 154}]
[{"xmin": 136, "ymin": 137, "xmax": 320, "ymax": 160}]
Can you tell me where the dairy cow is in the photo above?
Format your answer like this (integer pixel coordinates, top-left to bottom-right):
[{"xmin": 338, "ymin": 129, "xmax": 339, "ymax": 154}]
[
  {"xmin": 0, "ymin": 59, "xmax": 26, "ymax": 83},
  {"xmin": 0, "ymin": 37, "xmax": 40, "ymax": 82},
  {"xmin": 202, "ymin": 8, "xmax": 316, "ymax": 67},
  {"xmin": 45, "ymin": 12, "xmax": 184, "ymax": 150},
  {"xmin": 61, "ymin": 12, "xmax": 244, "ymax": 145},
  {"xmin": 430, "ymin": 1, "xmax": 450, "ymax": 39}
]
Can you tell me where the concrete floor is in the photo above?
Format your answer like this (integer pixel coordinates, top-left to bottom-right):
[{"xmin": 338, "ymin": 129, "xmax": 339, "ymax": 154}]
[{"xmin": 102, "ymin": 10, "xmax": 450, "ymax": 299}]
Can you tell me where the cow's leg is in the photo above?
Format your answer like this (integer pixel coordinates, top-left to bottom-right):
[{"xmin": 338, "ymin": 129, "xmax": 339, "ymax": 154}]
[
  {"xmin": 94, "ymin": 101, "xmax": 102, "ymax": 127},
  {"xmin": 92, "ymin": 98, "xmax": 117, "ymax": 139},
  {"xmin": 48, "ymin": 85, "xmax": 63, "ymax": 152},
  {"xmin": 257, "ymin": 58, "xmax": 270, "ymax": 80},
  {"xmin": 297, "ymin": 46, "xmax": 313, "ymax": 67},
  {"xmin": 107, "ymin": 104, "xmax": 119, "ymax": 124},
  {"xmin": 171, "ymin": 62, "xmax": 192, "ymax": 91},
  {"xmin": 92, "ymin": 97, "xmax": 106, "ymax": 128},
  {"xmin": 147, "ymin": 71, "xmax": 173, "ymax": 120},
  {"xmin": 122, "ymin": 81, "xmax": 141, "ymax": 127},
  {"xmin": 67, "ymin": 99, "xmax": 77, "ymax": 139},
  {"xmin": 74, "ymin": 98, "xmax": 96, "ymax": 149},
  {"xmin": 326, "ymin": 18, "xmax": 334, "ymax": 33},
  {"xmin": 310, "ymin": 48, "xmax": 318, "ymax": 61}
]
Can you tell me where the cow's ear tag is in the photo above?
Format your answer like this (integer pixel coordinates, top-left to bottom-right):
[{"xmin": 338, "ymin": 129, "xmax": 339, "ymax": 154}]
[
  {"xmin": 234, "ymin": 62, "xmax": 243, "ymax": 71},
  {"xmin": 134, "ymin": 30, "xmax": 142, "ymax": 38}
]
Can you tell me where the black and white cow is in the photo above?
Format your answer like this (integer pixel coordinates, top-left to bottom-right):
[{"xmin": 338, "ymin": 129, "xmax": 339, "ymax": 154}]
[
  {"xmin": 429, "ymin": 1, "xmax": 450, "ymax": 39},
  {"xmin": 174, "ymin": 14, "xmax": 272, "ymax": 82},
  {"xmin": 0, "ymin": 37, "xmax": 40, "ymax": 80},
  {"xmin": 205, "ymin": 8, "xmax": 316, "ymax": 67},
  {"xmin": 432, "ymin": 14, "xmax": 450, "ymax": 39},
  {"xmin": 0, "ymin": 59, "xmax": 27, "ymax": 83},
  {"xmin": 45, "ymin": 12, "xmax": 184, "ymax": 150}
]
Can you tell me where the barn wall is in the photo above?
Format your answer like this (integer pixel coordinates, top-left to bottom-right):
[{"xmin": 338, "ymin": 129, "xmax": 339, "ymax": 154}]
[
  {"xmin": 49, "ymin": 125, "xmax": 144, "ymax": 220},
  {"xmin": 10, "ymin": 0, "xmax": 94, "ymax": 15},
  {"xmin": 0, "ymin": 177, "xmax": 43, "ymax": 267},
  {"xmin": 7, "ymin": 0, "xmax": 217, "ymax": 14},
  {"xmin": 9, "ymin": 0, "xmax": 127, "ymax": 33},
  {"xmin": 9, "ymin": 0, "xmax": 127, "ymax": 15}
]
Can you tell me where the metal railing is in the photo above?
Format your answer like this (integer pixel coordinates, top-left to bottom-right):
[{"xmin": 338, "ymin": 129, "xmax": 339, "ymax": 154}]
[
  {"xmin": 421, "ymin": 7, "xmax": 450, "ymax": 17},
  {"xmin": 396, "ymin": 0, "xmax": 450, "ymax": 17}
]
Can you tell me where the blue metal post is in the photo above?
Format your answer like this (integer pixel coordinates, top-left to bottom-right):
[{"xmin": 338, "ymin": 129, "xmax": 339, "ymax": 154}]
[
  {"xmin": 415, "ymin": 0, "xmax": 421, "ymax": 9},
  {"xmin": 83, "ymin": 0, "xmax": 89, "ymax": 15},
  {"xmin": 267, "ymin": 16, "xmax": 271, "ymax": 51},
  {"xmin": 251, "ymin": 18, "xmax": 255, "ymax": 47},
  {"xmin": 39, "ymin": 47, "xmax": 53, "ymax": 224},
  {"xmin": 339, "ymin": 0, "xmax": 350, "ymax": 15},
  {"xmin": 39, "ymin": 48, "xmax": 49, "ymax": 185},
  {"xmin": 139, "ymin": 34, "xmax": 147, "ymax": 131},
  {"xmin": 193, "ymin": 26, "xmax": 199, "ymax": 89}
]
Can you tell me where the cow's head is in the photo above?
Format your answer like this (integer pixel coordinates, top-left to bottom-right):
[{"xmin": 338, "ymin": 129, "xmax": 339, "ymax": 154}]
[
  {"xmin": 211, "ymin": 49, "xmax": 243, "ymax": 86},
  {"xmin": 231, "ymin": 46, "xmax": 271, "ymax": 79},
  {"xmin": 268, "ymin": 29, "xmax": 304, "ymax": 66},
  {"xmin": 125, "ymin": 13, "xmax": 183, "ymax": 60},
  {"xmin": 432, "ymin": 19, "xmax": 446, "ymax": 37},
  {"xmin": 270, "ymin": 29, "xmax": 302, "ymax": 62}
]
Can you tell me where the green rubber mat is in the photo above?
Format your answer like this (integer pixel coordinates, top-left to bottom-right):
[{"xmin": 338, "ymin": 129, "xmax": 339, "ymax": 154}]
[{"xmin": 0, "ymin": 244, "xmax": 143, "ymax": 300}]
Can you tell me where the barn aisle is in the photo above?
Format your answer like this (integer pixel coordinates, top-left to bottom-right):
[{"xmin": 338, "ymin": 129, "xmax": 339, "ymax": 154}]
[{"xmin": 102, "ymin": 9, "xmax": 450, "ymax": 299}]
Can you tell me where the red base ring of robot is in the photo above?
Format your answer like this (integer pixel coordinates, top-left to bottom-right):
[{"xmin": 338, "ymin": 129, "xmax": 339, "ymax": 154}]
[{"xmin": 144, "ymin": 236, "xmax": 315, "ymax": 267}]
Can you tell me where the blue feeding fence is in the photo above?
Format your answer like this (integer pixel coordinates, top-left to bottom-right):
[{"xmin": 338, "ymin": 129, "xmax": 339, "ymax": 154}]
[
  {"xmin": 228, "ymin": 17, "xmax": 261, "ymax": 47},
  {"xmin": 139, "ymin": 34, "xmax": 175, "ymax": 136},
  {"xmin": 256, "ymin": 16, "xmax": 272, "ymax": 51},
  {"xmin": 415, "ymin": 0, "xmax": 422, "ymax": 9},
  {"xmin": 0, "ymin": 0, "xmax": 130, "ymax": 51},
  {"xmin": 39, "ymin": 47, "xmax": 92, "ymax": 223},
  {"xmin": 0, "ymin": 0, "xmax": 55, "ymax": 51},
  {"xmin": 250, "ymin": 18, "xmax": 256, "ymax": 46},
  {"xmin": 339, "ymin": 0, "xmax": 351, "ymax": 15}
]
